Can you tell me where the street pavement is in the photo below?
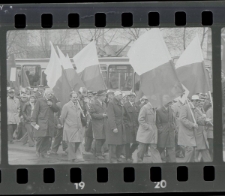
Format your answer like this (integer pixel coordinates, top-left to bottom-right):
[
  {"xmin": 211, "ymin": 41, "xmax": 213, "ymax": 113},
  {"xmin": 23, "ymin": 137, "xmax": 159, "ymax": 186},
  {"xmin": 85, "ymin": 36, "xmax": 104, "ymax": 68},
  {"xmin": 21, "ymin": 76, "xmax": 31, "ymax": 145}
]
[{"xmin": 8, "ymin": 141, "xmax": 185, "ymax": 165}]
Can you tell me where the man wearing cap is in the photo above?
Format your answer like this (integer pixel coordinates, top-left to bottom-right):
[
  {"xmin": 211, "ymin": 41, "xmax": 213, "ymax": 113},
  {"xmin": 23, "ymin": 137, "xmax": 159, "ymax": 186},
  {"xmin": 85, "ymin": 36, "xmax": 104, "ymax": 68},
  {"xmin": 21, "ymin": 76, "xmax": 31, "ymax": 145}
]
[
  {"xmin": 179, "ymin": 95, "xmax": 211, "ymax": 162},
  {"xmin": 139, "ymin": 96, "xmax": 149, "ymax": 109},
  {"xmin": 105, "ymin": 89, "xmax": 114, "ymax": 107},
  {"xmin": 156, "ymin": 95, "xmax": 176, "ymax": 163},
  {"xmin": 171, "ymin": 97, "xmax": 185, "ymax": 158},
  {"xmin": 7, "ymin": 88, "xmax": 20, "ymax": 144},
  {"xmin": 107, "ymin": 90, "xmax": 125, "ymax": 163},
  {"xmin": 123, "ymin": 92, "xmax": 140, "ymax": 162},
  {"xmin": 136, "ymin": 99, "xmax": 162, "ymax": 163},
  {"xmin": 17, "ymin": 89, "xmax": 29, "ymax": 140},
  {"xmin": 21, "ymin": 93, "xmax": 36, "ymax": 147},
  {"xmin": 35, "ymin": 85, "xmax": 45, "ymax": 100},
  {"xmin": 194, "ymin": 95, "xmax": 212, "ymax": 162},
  {"xmin": 89, "ymin": 90, "xmax": 108, "ymax": 159},
  {"xmin": 84, "ymin": 91, "xmax": 94, "ymax": 153},
  {"xmin": 31, "ymin": 89, "xmax": 59, "ymax": 158}
]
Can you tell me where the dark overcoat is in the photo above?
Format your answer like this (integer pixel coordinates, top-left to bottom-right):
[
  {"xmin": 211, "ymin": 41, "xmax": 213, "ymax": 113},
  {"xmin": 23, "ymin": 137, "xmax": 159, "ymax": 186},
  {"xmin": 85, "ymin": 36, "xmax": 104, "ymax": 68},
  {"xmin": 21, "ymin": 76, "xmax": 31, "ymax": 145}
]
[
  {"xmin": 89, "ymin": 100, "xmax": 108, "ymax": 139},
  {"xmin": 106, "ymin": 98, "xmax": 125, "ymax": 145},
  {"xmin": 123, "ymin": 102, "xmax": 140, "ymax": 143},
  {"xmin": 31, "ymin": 97, "xmax": 58, "ymax": 137},
  {"xmin": 193, "ymin": 107, "xmax": 209, "ymax": 150},
  {"xmin": 156, "ymin": 106, "xmax": 176, "ymax": 148}
]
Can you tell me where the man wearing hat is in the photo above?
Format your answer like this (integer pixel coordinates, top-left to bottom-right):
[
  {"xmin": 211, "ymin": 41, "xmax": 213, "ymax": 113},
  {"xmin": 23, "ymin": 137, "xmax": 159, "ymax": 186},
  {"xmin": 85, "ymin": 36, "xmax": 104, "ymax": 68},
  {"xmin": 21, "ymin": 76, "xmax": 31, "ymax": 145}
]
[
  {"xmin": 35, "ymin": 85, "xmax": 45, "ymax": 100},
  {"xmin": 123, "ymin": 92, "xmax": 140, "ymax": 162},
  {"xmin": 136, "ymin": 99, "xmax": 162, "ymax": 163},
  {"xmin": 31, "ymin": 88, "xmax": 59, "ymax": 158},
  {"xmin": 17, "ymin": 89, "xmax": 29, "ymax": 140},
  {"xmin": 105, "ymin": 89, "xmax": 114, "ymax": 107},
  {"xmin": 179, "ymin": 95, "xmax": 211, "ymax": 162},
  {"xmin": 139, "ymin": 96, "xmax": 149, "ymax": 109},
  {"xmin": 107, "ymin": 90, "xmax": 125, "ymax": 163},
  {"xmin": 7, "ymin": 88, "xmax": 20, "ymax": 144},
  {"xmin": 89, "ymin": 90, "xmax": 108, "ymax": 159},
  {"xmin": 21, "ymin": 93, "xmax": 36, "ymax": 147},
  {"xmin": 156, "ymin": 95, "xmax": 176, "ymax": 163}
]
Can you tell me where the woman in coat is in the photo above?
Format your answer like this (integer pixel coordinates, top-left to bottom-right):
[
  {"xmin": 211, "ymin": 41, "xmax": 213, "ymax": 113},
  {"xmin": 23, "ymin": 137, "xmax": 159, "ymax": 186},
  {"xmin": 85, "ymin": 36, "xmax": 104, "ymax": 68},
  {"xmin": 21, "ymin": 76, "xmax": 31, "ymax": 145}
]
[
  {"xmin": 136, "ymin": 100, "xmax": 162, "ymax": 163},
  {"xmin": 60, "ymin": 91, "xmax": 84, "ymax": 162}
]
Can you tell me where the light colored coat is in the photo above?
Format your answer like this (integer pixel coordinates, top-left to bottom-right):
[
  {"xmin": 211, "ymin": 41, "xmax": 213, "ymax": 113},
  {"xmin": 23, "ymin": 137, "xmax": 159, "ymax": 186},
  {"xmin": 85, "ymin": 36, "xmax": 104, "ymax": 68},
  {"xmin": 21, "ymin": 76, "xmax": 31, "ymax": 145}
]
[
  {"xmin": 136, "ymin": 102, "xmax": 158, "ymax": 144},
  {"xmin": 178, "ymin": 104, "xmax": 196, "ymax": 147},
  {"xmin": 60, "ymin": 101, "xmax": 83, "ymax": 143},
  {"xmin": 7, "ymin": 96, "xmax": 20, "ymax": 125}
]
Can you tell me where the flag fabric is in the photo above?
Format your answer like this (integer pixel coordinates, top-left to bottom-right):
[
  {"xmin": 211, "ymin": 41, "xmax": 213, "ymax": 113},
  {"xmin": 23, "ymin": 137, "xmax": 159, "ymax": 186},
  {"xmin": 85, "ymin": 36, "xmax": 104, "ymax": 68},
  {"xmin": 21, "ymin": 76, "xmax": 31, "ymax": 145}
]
[
  {"xmin": 127, "ymin": 28, "xmax": 184, "ymax": 108},
  {"xmin": 21, "ymin": 67, "xmax": 30, "ymax": 88},
  {"xmin": 72, "ymin": 41, "xmax": 106, "ymax": 91},
  {"xmin": 45, "ymin": 42, "xmax": 69, "ymax": 104},
  {"xmin": 222, "ymin": 37, "xmax": 225, "ymax": 74},
  {"xmin": 57, "ymin": 47, "xmax": 85, "ymax": 92},
  {"xmin": 175, "ymin": 35, "xmax": 211, "ymax": 96}
]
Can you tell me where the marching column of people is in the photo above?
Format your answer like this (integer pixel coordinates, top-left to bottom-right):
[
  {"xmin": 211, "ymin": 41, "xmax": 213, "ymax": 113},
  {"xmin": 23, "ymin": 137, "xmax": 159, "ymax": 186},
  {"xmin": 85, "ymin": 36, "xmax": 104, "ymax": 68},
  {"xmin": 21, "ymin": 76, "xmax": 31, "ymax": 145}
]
[{"xmin": 7, "ymin": 85, "xmax": 213, "ymax": 163}]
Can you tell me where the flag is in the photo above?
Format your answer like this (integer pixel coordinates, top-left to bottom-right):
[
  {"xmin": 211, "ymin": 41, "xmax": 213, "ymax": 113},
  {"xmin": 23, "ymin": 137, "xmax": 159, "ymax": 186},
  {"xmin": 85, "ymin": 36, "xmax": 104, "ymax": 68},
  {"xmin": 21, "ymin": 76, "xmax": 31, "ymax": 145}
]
[
  {"xmin": 57, "ymin": 47, "xmax": 85, "ymax": 91},
  {"xmin": 45, "ymin": 42, "xmax": 69, "ymax": 104},
  {"xmin": 21, "ymin": 67, "xmax": 30, "ymax": 88},
  {"xmin": 175, "ymin": 35, "xmax": 211, "ymax": 96},
  {"xmin": 72, "ymin": 41, "xmax": 106, "ymax": 91},
  {"xmin": 222, "ymin": 37, "xmax": 225, "ymax": 74},
  {"xmin": 7, "ymin": 54, "xmax": 20, "ymax": 94},
  {"xmin": 127, "ymin": 29, "xmax": 184, "ymax": 108}
]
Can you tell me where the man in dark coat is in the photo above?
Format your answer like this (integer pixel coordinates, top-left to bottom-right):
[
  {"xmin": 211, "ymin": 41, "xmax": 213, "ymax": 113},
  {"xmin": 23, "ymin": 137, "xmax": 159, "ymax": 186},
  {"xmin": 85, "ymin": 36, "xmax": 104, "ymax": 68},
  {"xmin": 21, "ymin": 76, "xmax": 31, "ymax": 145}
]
[
  {"xmin": 123, "ymin": 92, "xmax": 140, "ymax": 162},
  {"xmin": 49, "ymin": 102, "xmax": 68, "ymax": 155},
  {"xmin": 156, "ymin": 95, "xmax": 176, "ymax": 163},
  {"xmin": 89, "ymin": 90, "xmax": 108, "ymax": 159},
  {"xmin": 31, "ymin": 89, "xmax": 59, "ymax": 158},
  {"xmin": 106, "ymin": 90, "xmax": 125, "ymax": 163}
]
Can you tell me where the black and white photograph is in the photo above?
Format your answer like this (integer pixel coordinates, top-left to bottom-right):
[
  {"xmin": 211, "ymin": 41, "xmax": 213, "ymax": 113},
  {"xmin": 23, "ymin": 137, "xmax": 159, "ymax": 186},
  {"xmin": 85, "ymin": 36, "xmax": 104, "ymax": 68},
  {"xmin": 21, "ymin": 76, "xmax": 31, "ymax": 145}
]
[{"xmin": 6, "ymin": 28, "xmax": 212, "ymax": 165}]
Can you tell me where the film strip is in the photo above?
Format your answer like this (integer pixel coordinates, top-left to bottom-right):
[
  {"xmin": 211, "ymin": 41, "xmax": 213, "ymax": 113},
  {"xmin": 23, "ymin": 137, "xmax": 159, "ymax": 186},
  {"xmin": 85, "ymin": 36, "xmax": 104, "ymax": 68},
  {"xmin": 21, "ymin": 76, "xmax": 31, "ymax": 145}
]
[{"xmin": 0, "ymin": 1, "xmax": 224, "ymax": 194}]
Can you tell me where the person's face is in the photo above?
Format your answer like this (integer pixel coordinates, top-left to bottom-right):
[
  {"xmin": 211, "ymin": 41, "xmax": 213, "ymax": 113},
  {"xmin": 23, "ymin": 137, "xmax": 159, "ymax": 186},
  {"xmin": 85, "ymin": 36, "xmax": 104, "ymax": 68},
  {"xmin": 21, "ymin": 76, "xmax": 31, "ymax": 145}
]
[
  {"xmin": 192, "ymin": 100, "xmax": 199, "ymax": 107},
  {"xmin": 199, "ymin": 100, "xmax": 205, "ymax": 107},
  {"xmin": 128, "ymin": 95, "xmax": 135, "ymax": 103},
  {"xmin": 38, "ymin": 87, "xmax": 44, "ymax": 93},
  {"xmin": 8, "ymin": 92, "xmax": 14, "ymax": 98},
  {"xmin": 99, "ymin": 94, "xmax": 106, "ymax": 102},
  {"xmin": 88, "ymin": 93, "xmax": 93, "ymax": 99},
  {"xmin": 108, "ymin": 93, "xmax": 114, "ymax": 100},
  {"xmin": 163, "ymin": 95, "xmax": 170, "ymax": 106},
  {"xmin": 45, "ymin": 92, "xmax": 52, "ymax": 100},
  {"xmin": 71, "ymin": 93, "xmax": 79, "ymax": 103},
  {"xmin": 116, "ymin": 94, "xmax": 122, "ymax": 101},
  {"xmin": 30, "ymin": 97, "xmax": 35, "ymax": 103}
]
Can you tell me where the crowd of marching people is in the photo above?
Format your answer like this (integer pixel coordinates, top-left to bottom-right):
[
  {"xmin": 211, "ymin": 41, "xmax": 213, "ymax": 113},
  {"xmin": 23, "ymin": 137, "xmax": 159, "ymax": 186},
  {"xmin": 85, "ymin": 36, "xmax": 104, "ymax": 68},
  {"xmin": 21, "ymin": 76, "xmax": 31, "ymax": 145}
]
[{"xmin": 7, "ymin": 85, "xmax": 213, "ymax": 163}]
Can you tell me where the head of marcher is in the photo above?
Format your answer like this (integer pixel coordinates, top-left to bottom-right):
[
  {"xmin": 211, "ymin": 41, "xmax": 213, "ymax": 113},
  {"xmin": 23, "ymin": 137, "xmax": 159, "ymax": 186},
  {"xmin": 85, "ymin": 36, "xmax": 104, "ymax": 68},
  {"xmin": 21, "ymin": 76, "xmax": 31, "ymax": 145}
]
[
  {"xmin": 199, "ymin": 93, "xmax": 207, "ymax": 108},
  {"xmin": 191, "ymin": 94, "xmax": 200, "ymax": 107},
  {"xmin": 20, "ymin": 89, "xmax": 28, "ymax": 102},
  {"xmin": 70, "ymin": 91, "xmax": 79, "ymax": 104},
  {"xmin": 97, "ymin": 90, "xmax": 107, "ymax": 102},
  {"xmin": 127, "ymin": 92, "xmax": 136, "ymax": 103},
  {"xmin": 8, "ymin": 88, "xmax": 15, "ymax": 99},
  {"xmin": 38, "ymin": 85, "xmax": 45, "ymax": 94},
  {"xmin": 29, "ymin": 94, "xmax": 36, "ymax": 104},
  {"xmin": 44, "ymin": 88, "xmax": 54, "ymax": 100},
  {"xmin": 78, "ymin": 87, "xmax": 88, "ymax": 100},
  {"xmin": 162, "ymin": 94, "xmax": 172, "ymax": 108},
  {"xmin": 87, "ymin": 90, "xmax": 93, "ymax": 99},
  {"xmin": 107, "ymin": 89, "xmax": 114, "ymax": 101},
  {"xmin": 114, "ymin": 90, "xmax": 123, "ymax": 102},
  {"xmin": 140, "ymin": 96, "xmax": 149, "ymax": 105}
]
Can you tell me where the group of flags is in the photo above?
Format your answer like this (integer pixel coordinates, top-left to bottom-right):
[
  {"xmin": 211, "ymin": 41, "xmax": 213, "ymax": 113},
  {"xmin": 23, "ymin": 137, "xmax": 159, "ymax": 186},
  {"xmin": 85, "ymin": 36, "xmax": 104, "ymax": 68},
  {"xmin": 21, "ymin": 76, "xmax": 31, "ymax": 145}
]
[
  {"xmin": 8, "ymin": 28, "xmax": 212, "ymax": 108},
  {"xmin": 45, "ymin": 41, "xmax": 106, "ymax": 105},
  {"xmin": 128, "ymin": 28, "xmax": 212, "ymax": 108}
]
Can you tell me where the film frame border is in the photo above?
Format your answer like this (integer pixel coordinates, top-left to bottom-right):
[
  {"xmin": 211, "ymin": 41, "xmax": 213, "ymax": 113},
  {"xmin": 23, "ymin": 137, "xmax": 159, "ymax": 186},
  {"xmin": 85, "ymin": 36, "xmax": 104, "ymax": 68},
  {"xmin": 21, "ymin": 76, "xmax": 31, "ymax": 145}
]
[{"xmin": 0, "ymin": 1, "xmax": 223, "ymax": 194}]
